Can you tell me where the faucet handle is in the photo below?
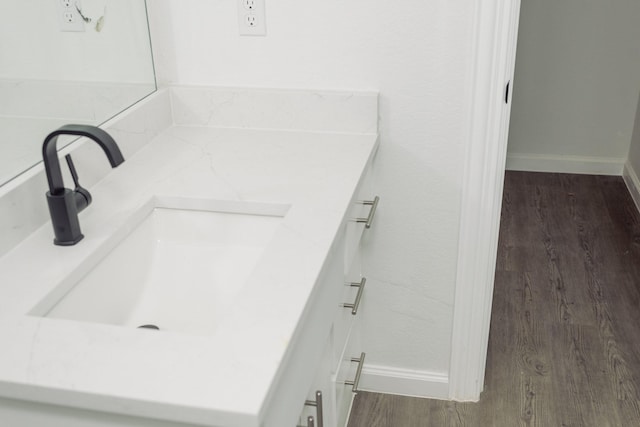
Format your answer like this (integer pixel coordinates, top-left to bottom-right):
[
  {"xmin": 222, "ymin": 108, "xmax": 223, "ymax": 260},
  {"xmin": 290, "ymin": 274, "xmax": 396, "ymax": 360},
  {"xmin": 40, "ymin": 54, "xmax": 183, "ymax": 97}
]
[
  {"xmin": 65, "ymin": 154, "xmax": 80, "ymax": 188},
  {"xmin": 65, "ymin": 154, "xmax": 92, "ymax": 212}
]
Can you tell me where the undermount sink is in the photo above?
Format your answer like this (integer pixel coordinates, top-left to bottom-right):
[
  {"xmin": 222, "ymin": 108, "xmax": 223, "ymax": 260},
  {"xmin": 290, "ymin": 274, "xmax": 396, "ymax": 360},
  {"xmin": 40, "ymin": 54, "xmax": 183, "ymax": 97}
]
[{"xmin": 31, "ymin": 197, "xmax": 287, "ymax": 335}]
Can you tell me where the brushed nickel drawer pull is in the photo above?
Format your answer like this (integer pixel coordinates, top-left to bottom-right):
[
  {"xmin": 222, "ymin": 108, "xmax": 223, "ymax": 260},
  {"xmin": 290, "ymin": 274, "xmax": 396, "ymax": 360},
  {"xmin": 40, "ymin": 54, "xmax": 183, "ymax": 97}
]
[
  {"xmin": 345, "ymin": 352, "xmax": 366, "ymax": 393},
  {"xmin": 356, "ymin": 196, "xmax": 379, "ymax": 229},
  {"xmin": 304, "ymin": 390, "xmax": 323, "ymax": 427},
  {"xmin": 343, "ymin": 277, "xmax": 366, "ymax": 315}
]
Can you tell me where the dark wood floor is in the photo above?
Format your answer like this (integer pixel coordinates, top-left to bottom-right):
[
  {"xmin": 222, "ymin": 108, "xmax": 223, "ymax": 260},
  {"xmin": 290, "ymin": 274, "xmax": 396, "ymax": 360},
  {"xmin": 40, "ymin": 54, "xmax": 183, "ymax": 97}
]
[{"xmin": 348, "ymin": 171, "xmax": 640, "ymax": 427}]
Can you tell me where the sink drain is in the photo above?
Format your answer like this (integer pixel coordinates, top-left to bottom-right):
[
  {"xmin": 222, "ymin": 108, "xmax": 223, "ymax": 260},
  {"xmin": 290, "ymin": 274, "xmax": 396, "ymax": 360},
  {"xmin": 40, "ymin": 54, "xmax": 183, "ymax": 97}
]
[{"xmin": 137, "ymin": 324, "xmax": 160, "ymax": 330}]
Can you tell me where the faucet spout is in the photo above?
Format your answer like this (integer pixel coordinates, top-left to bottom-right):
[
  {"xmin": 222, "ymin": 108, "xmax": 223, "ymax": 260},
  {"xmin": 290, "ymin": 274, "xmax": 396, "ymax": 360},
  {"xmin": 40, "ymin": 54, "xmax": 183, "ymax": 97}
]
[
  {"xmin": 42, "ymin": 125, "xmax": 125, "ymax": 246},
  {"xmin": 43, "ymin": 124, "xmax": 124, "ymax": 195}
]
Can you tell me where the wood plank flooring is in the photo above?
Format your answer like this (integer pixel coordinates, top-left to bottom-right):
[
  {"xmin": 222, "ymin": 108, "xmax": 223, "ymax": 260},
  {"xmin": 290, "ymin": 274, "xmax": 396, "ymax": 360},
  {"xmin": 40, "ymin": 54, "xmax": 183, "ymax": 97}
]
[{"xmin": 348, "ymin": 171, "xmax": 640, "ymax": 427}]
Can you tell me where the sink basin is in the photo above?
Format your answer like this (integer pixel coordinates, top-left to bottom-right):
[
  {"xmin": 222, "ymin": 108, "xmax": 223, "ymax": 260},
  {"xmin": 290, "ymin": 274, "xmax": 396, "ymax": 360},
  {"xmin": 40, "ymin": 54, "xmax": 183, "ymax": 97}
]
[{"xmin": 31, "ymin": 198, "xmax": 287, "ymax": 335}]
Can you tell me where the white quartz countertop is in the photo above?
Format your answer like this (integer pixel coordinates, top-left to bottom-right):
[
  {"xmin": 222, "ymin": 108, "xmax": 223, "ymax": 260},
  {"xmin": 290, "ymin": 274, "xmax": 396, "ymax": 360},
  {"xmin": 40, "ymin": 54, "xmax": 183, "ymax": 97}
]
[{"xmin": 0, "ymin": 87, "xmax": 378, "ymax": 426}]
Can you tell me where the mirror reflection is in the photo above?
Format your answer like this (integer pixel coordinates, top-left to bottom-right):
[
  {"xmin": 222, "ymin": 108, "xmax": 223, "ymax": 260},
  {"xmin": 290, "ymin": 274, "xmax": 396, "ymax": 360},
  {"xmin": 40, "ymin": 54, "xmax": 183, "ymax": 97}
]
[{"xmin": 0, "ymin": 0, "xmax": 156, "ymax": 187}]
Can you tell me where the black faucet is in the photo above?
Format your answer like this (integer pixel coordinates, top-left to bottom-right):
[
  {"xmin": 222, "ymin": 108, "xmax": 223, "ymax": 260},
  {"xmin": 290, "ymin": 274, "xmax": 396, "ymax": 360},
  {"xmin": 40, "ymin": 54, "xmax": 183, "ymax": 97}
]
[{"xmin": 42, "ymin": 125, "xmax": 125, "ymax": 246}]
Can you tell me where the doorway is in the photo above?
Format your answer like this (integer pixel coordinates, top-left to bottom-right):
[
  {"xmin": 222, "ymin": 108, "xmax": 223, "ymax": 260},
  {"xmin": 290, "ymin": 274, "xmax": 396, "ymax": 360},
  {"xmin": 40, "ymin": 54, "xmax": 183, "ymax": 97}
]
[
  {"xmin": 450, "ymin": 0, "xmax": 640, "ymax": 403},
  {"xmin": 506, "ymin": 0, "xmax": 640, "ymax": 176}
]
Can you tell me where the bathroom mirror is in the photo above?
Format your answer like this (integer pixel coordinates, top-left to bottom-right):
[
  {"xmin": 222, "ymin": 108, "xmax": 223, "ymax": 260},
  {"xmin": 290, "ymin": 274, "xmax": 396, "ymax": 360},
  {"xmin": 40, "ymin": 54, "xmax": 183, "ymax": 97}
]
[{"xmin": 0, "ymin": 0, "xmax": 156, "ymax": 187}]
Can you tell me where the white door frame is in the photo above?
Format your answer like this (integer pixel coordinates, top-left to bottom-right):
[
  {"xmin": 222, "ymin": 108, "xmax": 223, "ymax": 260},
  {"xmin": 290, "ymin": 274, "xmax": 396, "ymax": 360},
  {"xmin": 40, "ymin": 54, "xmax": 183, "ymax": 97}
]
[{"xmin": 448, "ymin": 0, "xmax": 521, "ymax": 401}]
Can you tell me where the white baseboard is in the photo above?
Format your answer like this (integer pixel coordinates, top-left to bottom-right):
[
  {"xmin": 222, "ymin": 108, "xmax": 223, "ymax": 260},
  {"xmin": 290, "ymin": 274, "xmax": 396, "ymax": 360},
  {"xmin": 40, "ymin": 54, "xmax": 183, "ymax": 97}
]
[
  {"xmin": 623, "ymin": 161, "xmax": 640, "ymax": 214},
  {"xmin": 359, "ymin": 364, "xmax": 449, "ymax": 400},
  {"xmin": 506, "ymin": 153, "xmax": 625, "ymax": 175}
]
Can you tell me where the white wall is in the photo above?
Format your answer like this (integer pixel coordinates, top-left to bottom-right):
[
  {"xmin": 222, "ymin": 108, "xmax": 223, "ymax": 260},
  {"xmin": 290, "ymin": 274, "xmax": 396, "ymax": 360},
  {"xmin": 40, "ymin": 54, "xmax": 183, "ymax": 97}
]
[
  {"xmin": 147, "ymin": 0, "xmax": 474, "ymax": 384},
  {"xmin": 0, "ymin": 0, "xmax": 154, "ymax": 83},
  {"xmin": 507, "ymin": 0, "xmax": 640, "ymax": 175}
]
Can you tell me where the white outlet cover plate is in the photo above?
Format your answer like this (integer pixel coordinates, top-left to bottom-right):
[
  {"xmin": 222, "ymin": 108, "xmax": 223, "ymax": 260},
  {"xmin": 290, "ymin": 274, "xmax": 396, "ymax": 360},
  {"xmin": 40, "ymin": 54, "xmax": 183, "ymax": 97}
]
[
  {"xmin": 58, "ymin": 0, "xmax": 85, "ymax": 32},
  {"xmin": 237, "ymin": 0, "xmax": 266, "ymax": 36}
]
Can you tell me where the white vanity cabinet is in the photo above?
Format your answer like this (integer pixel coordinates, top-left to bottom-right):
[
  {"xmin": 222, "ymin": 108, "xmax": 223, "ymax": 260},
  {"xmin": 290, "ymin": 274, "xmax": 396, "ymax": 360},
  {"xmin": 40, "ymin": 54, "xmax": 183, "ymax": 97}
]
[
  {"xmin": 0, "ymin": 86, "xmax": 379, "ymax": 427},
  {"xmin": 0, "ymin": 166, "xmax": 378, "ymax": 427},
  {"xmin": 295, "ymin": 162, "xmax": 377, "ymax": 427}
]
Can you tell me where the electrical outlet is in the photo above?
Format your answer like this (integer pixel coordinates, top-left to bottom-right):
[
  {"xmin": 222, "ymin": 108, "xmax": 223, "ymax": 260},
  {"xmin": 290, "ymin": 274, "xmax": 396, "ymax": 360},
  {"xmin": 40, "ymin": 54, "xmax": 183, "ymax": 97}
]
[
  {"xmin": 237, "ymin": 0, "xmax": 266, "ymax": 36},
  {"xmin": 57, "ymin": 0, "xmax": 85, "ymax": 32},
  {"xmin": 243, "ymin": 0, "xmax": 257, "ymax": 10}
]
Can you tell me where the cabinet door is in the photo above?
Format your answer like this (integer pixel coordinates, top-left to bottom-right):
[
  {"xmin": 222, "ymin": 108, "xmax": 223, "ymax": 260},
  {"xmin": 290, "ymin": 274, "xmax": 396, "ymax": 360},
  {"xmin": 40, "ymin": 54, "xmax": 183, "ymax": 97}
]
[{"xmin": 297, "ymin": 336, "xmax": 335, "ymax": 427}]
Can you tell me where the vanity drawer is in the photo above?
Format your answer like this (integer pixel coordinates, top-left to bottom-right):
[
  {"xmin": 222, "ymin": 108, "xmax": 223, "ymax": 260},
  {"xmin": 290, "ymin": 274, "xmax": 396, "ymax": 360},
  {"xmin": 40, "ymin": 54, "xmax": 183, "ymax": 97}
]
[
  {"xmin": 331, "ymin": 284, "xmax": 357, "ymax": 367},
  {"xmin": 332, "ymin": 253, "xmax": 366, "ymax": 366},
  {"xmin": 344, "ymin": 166, "xmax": 377, "ymax": 272},
  {"xmin": 334, "ymin": 322, "xmax": 364, "ymax": 427}
]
